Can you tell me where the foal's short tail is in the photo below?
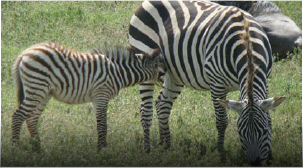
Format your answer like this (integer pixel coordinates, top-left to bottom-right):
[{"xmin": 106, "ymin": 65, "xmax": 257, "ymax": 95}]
[{"xmin": 13, "ymin": 55, "xmax": 25, "ymax": 107}]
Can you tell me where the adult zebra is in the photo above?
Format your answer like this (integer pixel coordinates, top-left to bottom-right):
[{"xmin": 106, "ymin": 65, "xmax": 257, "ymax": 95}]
[
  {"xmin": 12, "ymin": 42, "xmax": 163, "ymax": 151},
  {"xmin": 129, "ymin": 0, "xmax": 285, "ymax": 166}
]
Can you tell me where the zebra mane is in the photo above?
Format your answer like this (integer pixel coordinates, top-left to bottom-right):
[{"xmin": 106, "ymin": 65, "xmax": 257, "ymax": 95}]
[
  {"xmin": 41, "ymin": 42, "xmax": 153, "ymax": 62},
  {"xmin": 89, "ymin": 46, "xmax": 158, "ymax": 62},
  {"xmin": 90, "ymin": 46, "xmax": 138, "ymax": 61},
  {"xmin": 40, "ymin": 42, "xmax": 157, "ymax": 64},
  {"xmin": 241, "ymin": 15, "xmax": 255, "ymax": 107}
]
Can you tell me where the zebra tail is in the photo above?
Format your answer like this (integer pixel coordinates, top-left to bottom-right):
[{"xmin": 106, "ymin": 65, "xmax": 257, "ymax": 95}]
[{"xmin": 13, "ymin": 55, "xmax": 25, "ymax": 107}]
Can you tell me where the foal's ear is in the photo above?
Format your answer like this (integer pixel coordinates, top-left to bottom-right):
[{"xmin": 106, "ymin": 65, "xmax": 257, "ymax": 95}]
[
  {"xmin": 150, "ymin": 48, "xmax": 160, "ymax": 59},
  {"xmin": 151, "ymin": 49, "xmax": 166, "ymax": 70}
]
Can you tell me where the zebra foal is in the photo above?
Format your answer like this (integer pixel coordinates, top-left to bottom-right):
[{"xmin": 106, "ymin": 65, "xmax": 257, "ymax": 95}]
[{"xmin": 12, "ymin": 42, "xmax": 163, "ymax": 150}]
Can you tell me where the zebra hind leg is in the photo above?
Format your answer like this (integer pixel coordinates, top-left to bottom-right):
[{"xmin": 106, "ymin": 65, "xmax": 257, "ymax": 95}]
[
  {"xmin": 12, "ymin": 110, "xmax": 26, "ymax": 146},
  {"xmin": 139, "ymin": 82, "xmax": 155, "ymax": 153},
  {"xmin": 266, "ymin": 150, "xmax": 273, "ymax": 166},
  {"xmin": 155, "ymin": 76, "xmax": 183, "ymax": 149},
  {"xmin": 12, "ymin": 99, "xmax": 41, "ymax": 146},
  {"xmin": 25, "ymin": 97, "xmax": 50, "ymax": 151}
]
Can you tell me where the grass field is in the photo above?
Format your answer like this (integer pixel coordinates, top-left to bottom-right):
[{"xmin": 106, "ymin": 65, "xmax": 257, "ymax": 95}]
[{"xmin": 1, "ymin": 1, "xmax": 302, "ymax": 167}]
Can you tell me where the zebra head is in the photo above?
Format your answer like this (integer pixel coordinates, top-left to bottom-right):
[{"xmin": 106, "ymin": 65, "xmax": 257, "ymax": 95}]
[
  {"xmin": 217, "ymin": 97, "xmax": 285, "ymax": 165},
  {"xmin": 136, "ymin": 48, "xmax": 166, "ymax": 80}
]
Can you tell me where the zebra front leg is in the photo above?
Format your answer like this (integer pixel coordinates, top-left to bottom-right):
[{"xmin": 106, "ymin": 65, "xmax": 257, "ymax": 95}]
[
  {"xmin": 92, "ymin": 93, "xmax": 110, "ymax": 151},
  {"xmin": 266, "ymin": 111, "xmax": 274, "ymax": 165},
  {"xmin": 139, "ymin": 82, "xmax": 155, "ymax": 153},
  {"xmin": 155, "ymin": 75, "xmax": 183, "ymax": 149},
  {"xmin": 211, "ymin": 89, "xmax": 228, "ymax": 161}
]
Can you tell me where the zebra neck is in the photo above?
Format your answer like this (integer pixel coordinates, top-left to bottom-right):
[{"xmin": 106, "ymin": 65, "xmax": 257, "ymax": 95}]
[{"xmin": 112, "ymin": 62, "xmax": 156, "ymax": 88}]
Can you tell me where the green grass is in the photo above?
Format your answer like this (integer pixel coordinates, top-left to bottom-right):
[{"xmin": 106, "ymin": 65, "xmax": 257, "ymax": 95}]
[{"xmin": 1, "ymin": 1, "xmax": 302, "ymax": 167}]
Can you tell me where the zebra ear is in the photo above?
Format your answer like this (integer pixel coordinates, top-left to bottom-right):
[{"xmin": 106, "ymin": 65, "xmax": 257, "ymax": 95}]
[
  {"xmin": 150, "ymin": 48, "xmax": 160, "ymax": 59},
  {"xmin": 259, "ymin": 97, "xmax": 286, "ymax": 111},
  {"xmin": 215, "ymin": 99, "xmax": 244, "ymax": 115}
]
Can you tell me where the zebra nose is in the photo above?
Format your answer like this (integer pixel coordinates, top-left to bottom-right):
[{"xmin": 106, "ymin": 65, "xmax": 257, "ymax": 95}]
[{"xmin": 251, "ymin": 156, "xmax": 262, "ymax": 167}]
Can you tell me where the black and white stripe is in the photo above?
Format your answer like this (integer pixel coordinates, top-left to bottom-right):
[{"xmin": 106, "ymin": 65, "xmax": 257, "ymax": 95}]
[
  {"xmin": 128, "ymin": 0, "xmax": 285, "ymax": 165},
  {"xmin": 12, "ymin": 42, "xmax": 162, "ymax": 150}
]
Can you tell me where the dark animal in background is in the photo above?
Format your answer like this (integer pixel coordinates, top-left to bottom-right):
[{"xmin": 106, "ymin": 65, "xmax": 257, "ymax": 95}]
[{"xmin": 215, "ymin": 1, "xmax": 302, "ymax": 60}]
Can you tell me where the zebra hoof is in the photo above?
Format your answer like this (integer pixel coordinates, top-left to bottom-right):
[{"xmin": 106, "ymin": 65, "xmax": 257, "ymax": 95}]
[
  {"xmin": 266, "ymin": 159, "xmax": 273, "ymax": 166},
  {"xmin": 32, "ymin": 145, "xmax": 41, "ymax": 152},
  {"xmin": 12, "ymin": 139, "xmax": 20, "ymax": 146},
  {"xmin": 30, "ymin": 140, "xmax": 41, "ymax": 152},
  {"xmin": 158, "ymin": 139, "xmax": 171, "ymax": 150},
  {"xmin": 158, "ymin": 139, "xmax": 164, "ymax": 146},
  {"xmin": 97, "ymin": 145, "xmax": 107, "ymax": 153},
  {"xmin": 199, "ymin": 142, "xmax": 207, "ymax": 156},
  {"xmin": 164, "ymin": 144, "xmax": 171, "ymax": 150},
  {"xmin": 29, "ymin": 139, "xmax": 41, "ymax": 151},
  {"xmin": 218, "ymin": 149, "xmax": 227, "ymax": 163},
  {"xmin": 266, "ymin": 155, "xmax": 274, "ymax": 166},
  {"xmin": 97, "ymin": 148, "xmax": 102, "ymax": 154},
  {"xmin": 144, "ymin": 147, "xmax": 151, "ymax": 154},
  {"xmin": 210, "ymin": 145, "xmax": 217, "ymax": 153}
]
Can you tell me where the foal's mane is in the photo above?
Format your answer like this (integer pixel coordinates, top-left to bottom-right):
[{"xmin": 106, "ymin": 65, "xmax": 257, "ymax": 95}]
[{"xmin": 89, "ymin": 46, "xmax": 139, "ymax": 61}]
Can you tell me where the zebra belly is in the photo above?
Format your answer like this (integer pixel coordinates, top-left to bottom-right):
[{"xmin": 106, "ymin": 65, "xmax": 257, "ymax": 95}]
[
  {"xmin": 170, "ymin": 73, "xmax": 238, "ymax": 92},
  {"xmin": 166, "ymin": 65, "xmax": 239, "ymax": 92},
  {"xmin": 50, "ymin": 84, "xmax": 94, "ymax": 104},
  {"xmin": 50, "ymin": 75, "xmax": 108, "ymax": 104}
]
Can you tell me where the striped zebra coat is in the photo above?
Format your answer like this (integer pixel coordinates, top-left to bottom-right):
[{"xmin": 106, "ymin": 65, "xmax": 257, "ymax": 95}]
[
  {"xmin": 129, "ymin": 0, "xmax": 285, "ymax": 165},
  {"xmin": 12, "ymin": 42, "xmax": 162, "ymax": 150}
]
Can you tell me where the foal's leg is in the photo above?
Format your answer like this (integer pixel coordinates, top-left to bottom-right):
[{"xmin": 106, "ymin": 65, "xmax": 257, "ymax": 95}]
[
  {"xmin": 12, "ymin": 104, "xmax": 30, "ymax": 145},
  {"xmin": 12, "ymin": 98, "xmax": 41, "ymax": 145},
  {"xmin": 12, "ymin": 83, "xmax": 49, "ymax": 146},
  {"xmin": 25, "ymin": 97, "xmax": 50, "ymax": 150},
  {"xmin": 92, "ymin": 91, "xmax": 110, "ymax": 151}
]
